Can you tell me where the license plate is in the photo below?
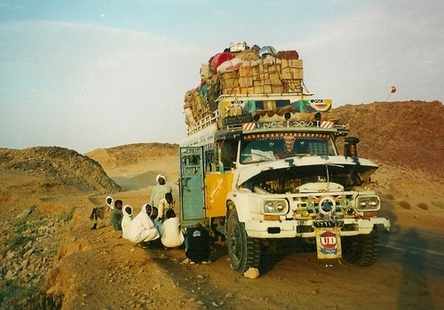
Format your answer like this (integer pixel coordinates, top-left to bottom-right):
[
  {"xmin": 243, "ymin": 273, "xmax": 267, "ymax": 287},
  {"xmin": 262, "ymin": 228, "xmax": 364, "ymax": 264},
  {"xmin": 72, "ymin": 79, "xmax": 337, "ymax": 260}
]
[{"xmin": 316, "ymin": 228, "xmax": 342, "ymax": 259}]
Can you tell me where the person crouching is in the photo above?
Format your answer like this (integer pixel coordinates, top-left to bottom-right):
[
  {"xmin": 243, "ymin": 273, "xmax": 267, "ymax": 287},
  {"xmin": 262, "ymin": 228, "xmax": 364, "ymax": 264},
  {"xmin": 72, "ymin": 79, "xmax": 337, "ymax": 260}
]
[
  {"xmin": 122, "ymin": 203, "xmax": 159, "ymax": 245},
  {"xmin": 90, "ymin": 196, "xmax": 115, "ymax": 230},
  {"xmin": 122, "ymin": 205, "xmax": 134, "ymax": 240},
  {"xmin": 160, "ymin": 208, "xmax": 184, "ymax": 248}
]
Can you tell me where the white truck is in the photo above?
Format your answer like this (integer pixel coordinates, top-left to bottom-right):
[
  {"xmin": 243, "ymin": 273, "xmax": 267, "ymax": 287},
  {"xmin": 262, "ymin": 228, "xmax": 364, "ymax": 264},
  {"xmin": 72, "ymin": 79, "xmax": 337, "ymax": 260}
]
[{"xmin": 179, "ymin": 94, "xmax": 390, "ymax": 274}]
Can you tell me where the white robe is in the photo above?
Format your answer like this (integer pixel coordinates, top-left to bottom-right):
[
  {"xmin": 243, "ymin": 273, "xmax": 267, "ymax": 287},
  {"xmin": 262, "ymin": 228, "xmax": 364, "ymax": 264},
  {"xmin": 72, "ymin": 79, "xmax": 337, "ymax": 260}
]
[
  {"xmin": 106, "ymin": 196, "xmax": 114, "ymax": 210},
  {"xmin": 149, "ymin": 176, "xmax": 172, "ymax": 208},
  {"xmin": 123, "ymin": 208, "xmax": 159, "ymax": 243},
  {"xmin": 160, "ymin": 217, "xmax": 184, "ymax": 248},
  {"xmin": 121, "ymin": 206, "xmax": 134, "ymax": 240}
]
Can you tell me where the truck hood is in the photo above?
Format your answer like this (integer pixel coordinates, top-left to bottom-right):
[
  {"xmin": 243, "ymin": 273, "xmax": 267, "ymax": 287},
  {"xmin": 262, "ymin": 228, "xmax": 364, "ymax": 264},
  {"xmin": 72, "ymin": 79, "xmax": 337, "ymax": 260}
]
[{"xmin": 237, "ymin": 155, "xmax": 378, "ymax": 186}]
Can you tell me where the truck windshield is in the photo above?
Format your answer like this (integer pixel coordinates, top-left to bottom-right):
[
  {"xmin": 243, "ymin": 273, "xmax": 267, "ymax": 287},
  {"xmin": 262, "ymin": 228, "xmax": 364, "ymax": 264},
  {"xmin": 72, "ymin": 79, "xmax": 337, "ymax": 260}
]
[{"xmin": 240, "ymin": 137, "xmax": 335, "ymax": 164}]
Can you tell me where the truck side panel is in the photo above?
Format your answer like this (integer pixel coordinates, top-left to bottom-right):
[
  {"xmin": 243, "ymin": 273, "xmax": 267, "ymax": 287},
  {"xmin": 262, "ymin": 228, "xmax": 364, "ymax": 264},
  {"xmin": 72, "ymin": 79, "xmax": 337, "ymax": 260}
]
[{"xmin": 204, "ymin": 172, "xmax": 234, "ymax": 218}]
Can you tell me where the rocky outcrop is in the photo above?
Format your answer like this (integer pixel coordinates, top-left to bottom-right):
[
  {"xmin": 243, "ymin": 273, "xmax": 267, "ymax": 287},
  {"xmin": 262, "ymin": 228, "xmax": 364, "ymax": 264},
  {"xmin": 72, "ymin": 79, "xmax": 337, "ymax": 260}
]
[{"xmin": 0, "ymin": 146, "xmax": 121, "ymax": 193}]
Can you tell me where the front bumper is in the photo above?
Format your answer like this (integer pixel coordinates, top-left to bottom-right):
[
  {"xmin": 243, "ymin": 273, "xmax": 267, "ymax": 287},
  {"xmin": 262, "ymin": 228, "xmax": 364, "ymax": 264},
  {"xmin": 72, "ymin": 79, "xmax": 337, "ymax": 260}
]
[{"xmin": 245, "ymin": 217, "xmax": 391, "ymax": 239}]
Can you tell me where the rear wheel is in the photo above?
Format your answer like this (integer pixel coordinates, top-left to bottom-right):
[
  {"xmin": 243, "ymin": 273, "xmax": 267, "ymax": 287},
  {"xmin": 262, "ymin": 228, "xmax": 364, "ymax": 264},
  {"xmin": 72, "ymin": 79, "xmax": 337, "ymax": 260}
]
[
  {"xmin": 342, "ymin": 231, "xmax": 378, "ymax": 266},
  {"xmin": 226, "ymin": 208, "xmax": 261, "ymax": 273}
]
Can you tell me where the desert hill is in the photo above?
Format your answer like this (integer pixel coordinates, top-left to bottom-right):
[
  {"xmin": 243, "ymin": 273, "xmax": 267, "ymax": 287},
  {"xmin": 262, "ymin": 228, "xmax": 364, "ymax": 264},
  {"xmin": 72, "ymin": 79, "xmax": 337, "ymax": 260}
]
[
  {"xmin": 87, "ymin": 143, "xmax": 179, "ymax": 190},
  {"xmin": 331, "ymin": 100, "xmax": 444, "ymax": 177},
  {"xmin": 0, "ymin": 146, "xmax": 121, "ymax": 194},
  {"xmin": 86, "ymin": 143, "xmax": 178, "ymax": 170}
]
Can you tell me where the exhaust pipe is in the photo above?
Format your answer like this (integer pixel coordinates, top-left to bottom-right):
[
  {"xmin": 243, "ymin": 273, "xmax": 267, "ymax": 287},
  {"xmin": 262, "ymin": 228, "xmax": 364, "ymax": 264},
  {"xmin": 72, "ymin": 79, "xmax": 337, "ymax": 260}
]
[{"xmin": 344, "ymin": 136, "xmax": 360, "ymax": 157}]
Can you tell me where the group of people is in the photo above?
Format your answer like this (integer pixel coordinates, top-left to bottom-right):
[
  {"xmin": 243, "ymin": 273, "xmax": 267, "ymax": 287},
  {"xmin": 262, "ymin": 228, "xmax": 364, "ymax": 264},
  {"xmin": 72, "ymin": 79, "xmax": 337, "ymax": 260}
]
[{"xmin": 90, "ymin": 175, "xmax": 184, "ymax": 249}]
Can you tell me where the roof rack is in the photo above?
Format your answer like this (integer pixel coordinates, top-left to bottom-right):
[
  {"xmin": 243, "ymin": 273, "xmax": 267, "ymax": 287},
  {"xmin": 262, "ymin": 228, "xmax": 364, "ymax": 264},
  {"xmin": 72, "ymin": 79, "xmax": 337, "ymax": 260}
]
[
  {"xmin": 216, "ymin": 93, "xmax": 313, "ymax": 102},
  {"xmin": 186, "ymin": 111, "xmax": 219, "ymax": 136}
]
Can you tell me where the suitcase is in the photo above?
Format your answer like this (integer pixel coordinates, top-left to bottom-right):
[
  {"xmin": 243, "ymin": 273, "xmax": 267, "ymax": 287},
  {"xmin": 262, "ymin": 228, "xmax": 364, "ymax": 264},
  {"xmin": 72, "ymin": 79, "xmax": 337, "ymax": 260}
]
[{"xmin": 276, "ymin": 50, "xmax": 299, "ymax": 60}]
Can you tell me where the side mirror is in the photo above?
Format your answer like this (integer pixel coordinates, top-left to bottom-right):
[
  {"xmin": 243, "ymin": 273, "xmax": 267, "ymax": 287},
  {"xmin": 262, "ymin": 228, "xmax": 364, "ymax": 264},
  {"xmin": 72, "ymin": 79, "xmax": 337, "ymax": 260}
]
[{"xmin": 344, "ymin": 136, "xmax": 360, "ymax": 157}]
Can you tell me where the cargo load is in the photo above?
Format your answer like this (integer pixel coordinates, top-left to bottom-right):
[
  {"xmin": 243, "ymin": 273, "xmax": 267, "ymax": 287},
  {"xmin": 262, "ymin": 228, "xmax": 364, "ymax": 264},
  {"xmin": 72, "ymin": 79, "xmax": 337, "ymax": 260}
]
[{"xmin": 184, "ymin": 42, "xmax": 306, "ymax": 129}]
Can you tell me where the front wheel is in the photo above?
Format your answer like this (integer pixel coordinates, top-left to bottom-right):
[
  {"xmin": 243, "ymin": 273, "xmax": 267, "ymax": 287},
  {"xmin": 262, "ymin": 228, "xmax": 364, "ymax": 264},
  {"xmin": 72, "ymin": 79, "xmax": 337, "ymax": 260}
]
[
  {"xmin": 342, "ymin": 231, "xmax": 378, "ymax": 266},
  {"xmin": 226, "ymin": 208, "xmax": 261, "ymax": 273}
]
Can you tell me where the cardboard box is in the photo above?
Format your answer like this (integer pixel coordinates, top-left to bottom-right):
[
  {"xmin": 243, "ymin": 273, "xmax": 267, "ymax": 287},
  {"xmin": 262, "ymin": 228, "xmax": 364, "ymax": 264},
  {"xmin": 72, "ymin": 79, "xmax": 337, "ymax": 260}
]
[
  {"xmin": 263, "ymin": 85, "xmax": 272, "ymax": 94},
  {"xmin": 223, "ymin": 78, "xmax": 238, "ymax": 88},
  {"xmin": 281, "ymin": 71, "xmax": 292, "ymax": 80},
  {"xmin": 281, "ymin": 59, "xmax": 289, "ymax": 69},
  {"xmin": 253, "ymin": 80, "xmax": 263, "ymax": 86},
  {"xmin": 270, "ymin": 77, "xmax": 282, "ymax": 86},
  {"xmin": 258, "ymin": 63, "xmax": 265, "ymax": 74},
  {"xmin": 223, "ymin": 71, "xmax": 238, "ymax": 79},
  {"xmin": 254, "ymin": 85, "xmax": 264, "ymax": 93},
  {"xmin": 291, "ymin": 68, "xmax": 303, "ymax": 79},
  {"xmin": 263, "ymin": 78, "xmax": 272, "ymax": 86},
  {"xmin": 289, "ymin": 59, "xmax": 303, "ymax": 68},
  {"xmin": 268, "ymin": 64, "xmax": 281, "ymax": 73},
  {"xmin": 239, "ymin": 77, "xmax": 253, "ymax": 88},
  {"xmin": 272, "ymin": 85, "xmax": 284, "ymax": 93},
  {"xmin": 239, "ymin": 64, "xmax": 252, "ymax": 77},
  {"xmin": 260, "ymin": 73, "xmax": 269, "ymax": 81},
  {"xmin": 269, "ymin": 72, "xmax": 281, "ymax": 85},
  {"xmin": 252, "ymin": 65, "xmax": 260, "ymax": 76}
]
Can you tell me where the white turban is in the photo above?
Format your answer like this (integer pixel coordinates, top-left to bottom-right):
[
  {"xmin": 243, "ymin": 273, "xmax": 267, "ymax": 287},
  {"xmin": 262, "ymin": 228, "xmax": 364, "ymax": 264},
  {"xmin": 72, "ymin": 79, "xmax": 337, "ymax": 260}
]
[{"xmin": 156, "ymin": 174, "xmax": 166, "ymax": 184}]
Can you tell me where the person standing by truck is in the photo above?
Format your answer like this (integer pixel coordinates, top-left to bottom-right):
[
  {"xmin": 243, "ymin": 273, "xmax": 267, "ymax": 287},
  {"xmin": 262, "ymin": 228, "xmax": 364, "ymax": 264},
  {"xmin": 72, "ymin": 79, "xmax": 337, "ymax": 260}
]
[
  {"xmin": 111, "ymin": 199, "xmax": 123, "ymax": 231},
  {"xmin": 149, "ymin": 175, "xmax": 172, "ymax": 209}
]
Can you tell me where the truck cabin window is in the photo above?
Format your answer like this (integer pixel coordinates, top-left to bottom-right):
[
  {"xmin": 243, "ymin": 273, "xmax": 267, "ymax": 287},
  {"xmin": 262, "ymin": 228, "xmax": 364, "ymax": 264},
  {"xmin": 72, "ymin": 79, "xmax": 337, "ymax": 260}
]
[
  {"xmin": 240, "ymin": 137, "xmax": 335, "ymax": 164},
  {"xmin": 220, "ymin": 140, "xmax": 238, "ymax": 170}
]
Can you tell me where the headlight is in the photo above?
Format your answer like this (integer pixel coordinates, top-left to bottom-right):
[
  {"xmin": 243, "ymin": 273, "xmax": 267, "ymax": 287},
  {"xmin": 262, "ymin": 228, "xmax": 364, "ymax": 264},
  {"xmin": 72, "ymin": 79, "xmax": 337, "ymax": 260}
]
[
  {"xmin": 263, "ymin": 199, "xmax": 289, "ymax": 214},
  {"xmin": 356, "ymin": 196, "xmax": 380, "ymax": 211}
]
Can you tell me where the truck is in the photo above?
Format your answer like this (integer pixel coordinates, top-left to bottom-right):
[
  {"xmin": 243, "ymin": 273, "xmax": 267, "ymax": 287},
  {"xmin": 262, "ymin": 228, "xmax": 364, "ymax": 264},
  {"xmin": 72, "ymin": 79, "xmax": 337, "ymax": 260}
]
[{"xmin": 179, "ymin": 43, "xmax": 390, "ymax": 275}]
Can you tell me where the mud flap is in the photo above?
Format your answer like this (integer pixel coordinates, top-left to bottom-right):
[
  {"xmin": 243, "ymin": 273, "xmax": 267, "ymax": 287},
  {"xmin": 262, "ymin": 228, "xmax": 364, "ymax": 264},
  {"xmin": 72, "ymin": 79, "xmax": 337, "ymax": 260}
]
[{"xmin": 315, "ymin": 228, "xmax": 342, "ymax": 260}]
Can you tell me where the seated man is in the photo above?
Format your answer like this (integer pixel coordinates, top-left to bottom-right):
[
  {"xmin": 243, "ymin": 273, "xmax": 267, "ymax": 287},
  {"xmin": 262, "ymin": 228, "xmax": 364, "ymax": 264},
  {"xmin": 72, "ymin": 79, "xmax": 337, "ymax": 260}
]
[
  {"xmin": 157, "ymin": 192, "xmax": 174, "ymax": 221},
  {"xmin": 160, "ymin": 208, "xmax": 184, "ymax": 248},
  {"xmin": 122, "ymin": 203, "xmax": 159, "ymax": 244},
  {"xmin": 121, "ymin": 206, "xmax": 134, "ymax": 240},
  {"xmin": 105, "ymin": 196, "xmax": 114, "ymax": 210}
]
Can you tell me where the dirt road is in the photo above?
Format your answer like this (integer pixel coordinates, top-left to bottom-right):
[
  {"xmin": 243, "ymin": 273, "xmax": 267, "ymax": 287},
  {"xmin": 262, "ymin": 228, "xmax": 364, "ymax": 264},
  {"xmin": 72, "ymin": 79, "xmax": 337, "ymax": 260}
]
[
  {"xmin": 72, "ymin": 189, "xmax": 444, "ymax": 310},
  {"xmin": 141, "ymin": 228, "xmax": 444, "ymax": 310}
]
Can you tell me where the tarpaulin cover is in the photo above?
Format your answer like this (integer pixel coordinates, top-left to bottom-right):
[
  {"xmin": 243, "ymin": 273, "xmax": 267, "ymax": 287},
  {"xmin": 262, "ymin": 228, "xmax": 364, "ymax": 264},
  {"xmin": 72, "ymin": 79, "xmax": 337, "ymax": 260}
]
[{"xmin": 210, "ymin": 52, "xmax": 235, "ymax": 71}]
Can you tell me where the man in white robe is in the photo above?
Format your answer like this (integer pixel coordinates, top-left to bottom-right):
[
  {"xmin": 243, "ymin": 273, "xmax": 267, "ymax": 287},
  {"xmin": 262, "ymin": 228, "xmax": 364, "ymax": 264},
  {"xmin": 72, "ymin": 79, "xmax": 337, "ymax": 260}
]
[
  {"xmin": 160, "ymin": 208, "xmax": 184, "ymax": 248},
  {"xmin": 149, "ymin": 175, "xmax": 172, "ymax": 209},
  {"xmin": 121, "ymin": 205, "xmax": 134, "ymax": 240},
  {"xmin": 122, "ymin": 204, "xmax": 159, "ymax": 244}
]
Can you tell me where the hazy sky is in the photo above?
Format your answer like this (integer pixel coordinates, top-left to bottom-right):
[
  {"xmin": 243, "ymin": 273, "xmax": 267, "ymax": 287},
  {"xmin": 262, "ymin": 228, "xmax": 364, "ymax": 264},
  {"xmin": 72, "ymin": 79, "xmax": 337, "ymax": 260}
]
[{"xmin": 0, "ymin": 0, "xmax": 443, "ymax": 152}]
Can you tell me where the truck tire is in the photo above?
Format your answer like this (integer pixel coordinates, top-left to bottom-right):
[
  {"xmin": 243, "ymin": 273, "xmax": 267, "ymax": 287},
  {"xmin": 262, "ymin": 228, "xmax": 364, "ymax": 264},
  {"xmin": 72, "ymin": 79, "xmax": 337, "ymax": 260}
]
[
  {"xmin": 226, "ymin": 208, "xmax": 261, "ymax": 273},
  {"xmin": 342, "ymin": 231, "xmax": 378, "ymax": 266}
]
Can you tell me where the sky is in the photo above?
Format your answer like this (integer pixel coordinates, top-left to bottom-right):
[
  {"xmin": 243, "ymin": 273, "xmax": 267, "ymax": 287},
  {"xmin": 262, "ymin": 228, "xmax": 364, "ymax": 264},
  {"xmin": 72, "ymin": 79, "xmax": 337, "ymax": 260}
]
[{"xmin": 0, "ymin": 0, "xmax": 443, "ymax": 152}]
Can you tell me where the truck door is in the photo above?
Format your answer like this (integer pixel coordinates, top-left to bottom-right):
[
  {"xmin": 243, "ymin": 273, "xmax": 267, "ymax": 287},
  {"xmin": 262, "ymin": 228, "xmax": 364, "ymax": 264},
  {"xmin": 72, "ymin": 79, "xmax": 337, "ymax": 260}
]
[{"xmin": 179, "ymin": 146, "xmax": 205, "ymax": 227}]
